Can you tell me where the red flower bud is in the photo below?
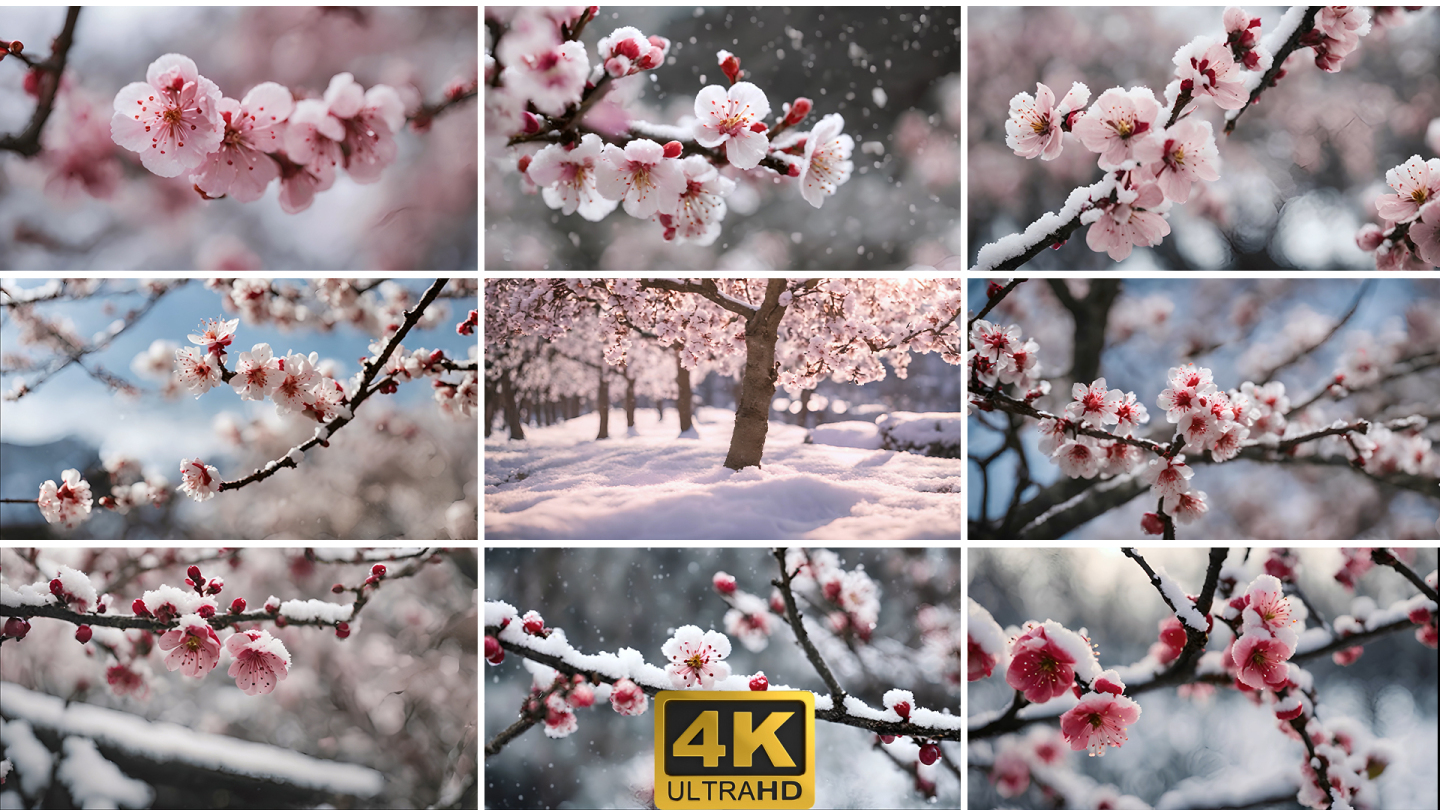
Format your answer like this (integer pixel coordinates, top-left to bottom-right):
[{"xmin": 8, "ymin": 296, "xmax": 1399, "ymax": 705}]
[
  {"xmin": 749, "ymin": 674, "xmax": 769, "ymax": 691},
  {"xmin": 522, "ymin": 111, "xmax": 542, "ymax": 134},
  {"xmin": 75, "ymin": 625, "xmax": 93, "ymax": 643},
  {"xmin": 893, "ymin": 701, "xmax": 911, "ymax": 721},
  {"xmin": 662, "ymin": 140, "xmax": 683, "ymax": 159},
  {"xmin": 1140, "ymin": 512, "xmax": 1166, "ymax": 536},
  {"xmin": 230, "ymin": 598, "xmax": 246, "ymax": 614},
  {"xmin": 713, "ymin": 572, "xmax": 738, "ymax": 595},
  {"xmin": 96, "ymin": 602, "xmax": 107, "ymax": 614},
  {"xmin": 879, "ymin": 734, "xmax": 896, "ymax": 744},
  {"xmin": 749, "ymin": 121, "xmax": 767, "ymax": 133},
  {"xmin": 50, "ymin": 579, "xmax": 65, "ymax": 597},
  {"xmin": 197, "ymin": 605, "xmax": 216, "ymax": 619},
  {"xmin": 783, "ymin": 97, "xmax": 812, "ymax": 126},
  {"xmin": 332, "ymin": 583, "xmax": 345, "ymax": 594},
  {"xmin": 787, "ymin": 162, "xmax": 800, "ymax": 177},
  {"xmin": 371, "ymin": 564, "xmax": 386, "ymax": 577},
  {"xmin": 187, "ymin": 565, "xmax": 203, "ymax": 582},
  {"xmin": 720, "ymin": 54, "xmax": 742, "ymax": 84},
  {"xmin": 335, "ymin": 623, "xmax": 350, "ymax": 639},
  {"xmin": 132, "ymin": 598, "xmax": 151, "ymax": 617},
  {"xmin": 4, "ymin": 618, "xmax": 31, "ymax": 640},
  {"xmin": 517, "ymin": 154, "xmax": 532, "ymax": 174},
  {"xmin": 275, "ymin": 615, "xmax": 288, "ymax": 627},
  {"xmin": 918, "ymin": 742, "xmax": 941, "ymax": 766},
  {"xmin": 485, "ymin": 635, "xmax": 505, "ymax": 665}
]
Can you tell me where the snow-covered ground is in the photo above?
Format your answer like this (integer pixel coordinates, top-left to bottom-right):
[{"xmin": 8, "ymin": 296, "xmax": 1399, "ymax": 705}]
[{"xmin": 484, "ymin": 407, "xmax": 962, "ymax": 539}]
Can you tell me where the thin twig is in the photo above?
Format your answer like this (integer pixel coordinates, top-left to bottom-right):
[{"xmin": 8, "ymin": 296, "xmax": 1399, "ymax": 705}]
[
  {"xmin": 1370, "ymin": 548, "xmax": 1438, "ymax": 602},
  {"xmin": 772, "ymin": 548, "xmax": 848, "ymax": 704},
  {"xmin": 967, "ymin": 279, "xmax": 1027, "ymax": 332}
]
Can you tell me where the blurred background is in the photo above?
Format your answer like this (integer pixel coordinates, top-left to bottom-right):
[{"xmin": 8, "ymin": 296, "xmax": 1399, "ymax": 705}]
[
  {"xmin": 0, "ymin": 278, "xmax": 478, "ymax": 539},
  {"xmin": 486, "ymin": 6, "xmax": 961, "ymax": 270},
  {"xmin": 0, "ymin": 547, "xmax": 478, "ymax": 809},
  {"xmin": 968, "ymin": 6, "xmax": 1440, "ymax": 270},
  {"xmin": 968, "ymin": 547, "xmax": 1439, "ymax": 810},
  {"xmin": 0, "ymin": 7, "xmax": 478, "ymax": 270},
  {"xmin": 484, "ymin": 547, "xmax": 962, "ymax": 808}
]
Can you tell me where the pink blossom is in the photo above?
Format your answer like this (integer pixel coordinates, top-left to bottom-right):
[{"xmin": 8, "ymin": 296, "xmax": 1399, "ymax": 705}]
[
  {"xmin": 173, "ymin": 346, "xmax": 222, "ymax": 396},
  {"xmin": 271, "ymin": 352, "xmax": 320, "ymax": 414},
  {"xmin": 990, "ymin": 744, "xmax": 1031, "ymax": 797},
  {"xmin": 1410, "ymin": 201, "xmax": 1440, "ymax": 267},
  {"xmin": 1005, "ymin": 81, "xmax": 1088, "ymax": 161},
  {"xmin": 230, "ymin": 343, "xmax": 284, "ymax": 401},
  {"xmin": 1208, "ymin": 423, "xmax": 1249, "ymax": 462},
  {"xmin": 1178, "ymin": 410, "xmax": 1218, "ymax": 452},
  {"xmin": 37, "ymin": 468, "xmax": 92, "ymax": 528},
  {"xmin": 968, "ymin": 635, "xmax": 1001, "ymax": 681},
  {"xmin": 1065, "ymin": 378, "xmax": 1124, "ymax": 427},
  {"xmin": 276, "ymin": 155, "xmax": 329, "ymax": 214},
  {"xmin": 1162, "ymin": 489, "xmax": 1209, "ymax": 524},
  {"xmin": 225, "ymin": 628, "xmax": 291, "ymax": 695},
  {"xmin": 1135, "ymin": 119, "xmax": 1220, "ymax": 204},
  {"xmin": 798, "ymin": 113, "xmax": 854, "ymax": 209},
  {"xmin": 179, "ymin": 457, "xmax": 222, "ymax": 502},
  {"xmin": 110, "ymin": 53, "xmax": 224, "ymax": 177},
  {"xmin": 1060, "ymin": 692, "xmax": 1141, "ymax": 757},
  {"xmin": 1085, "ymin": 189, "xmax": 1172, "ymax": 261},
  {"xmin": 543, "ymin": 692, "xmax": 579, "ymax": 738},
  {"xmin": 1232, "ymin": 633, "xmax": 1292, "ymax": 689},
  {"xmin": 1055, "ymin": 439, "xmax": 1102, "ymax": 479},
  {"xmin": 1006, "ymin": 623, "xmax": 1077, "ymax": 703},
  {"xmin": 328, "ymin": 75, "xmax": 405, "ymax": 184},
  {"xmin": 610, "ymin": 677, "xmax": 649, "ymax": 715},
  {"xmin": 972, "ymin": 320, "xmax": 1021, "ymax": 363},
  {"xmin": 693, "ymin": 81, "xmax": 772, "ymax": 170},
  {"xmin": 1142, "ymin": 454, "xmax": 1194, "ymax": 498},
  {"xmin": 1224, "ymin": 8, "xmax": 1265, "ymax": 68},
  {"xmin": 1376, "ymin": 156, "xmax": 1440, "ymax": 223},
  {"xmin": 1374, "ymin": 234, "xmax": 1432, "ymax": 271},
  {"xmin": 190, "ymin": 82, "xmax": 293, "ymax": 202},
  {"xmin": 1099, "ymin": 441, "xmax": 1146, "ymax": 477},
  {"xmin": 661, "ymin": 625, "xmax": 732, "ymax": 689},
  {"xmin": 1074, "ymin": 87, "xmax": 1161, "ymax": 171},
  {"xmin": 1304, "ymin": 6, "xmax": 1370, "ymax": 73},
  {"xmin": 1242, "ymin": 575, "xmax": 1297, "ymax": 639},
  {"xmin": 158, "ymin": 615, "xmax": 222, "ymax": 678},
  {"xmin": 106, "ymin": 664, "xmax": 149, "ymax": 699},
  {"xmin": 597, "ymin": 26, "xmax": 669, "ymax": 77},
  {"xmin": 1112, "ymin": 392, "xmax": 1150, "ymax": 436},
  {"xmin": 284, "ymin": 99, "xmax": 344, "ymax": 189},
  {"xmin": 997, "ymin": 338, "xmax": 1041, "ymax": 387},
  {"xmin": 503, "ymin": 40, "xmax": 590, "ymax": 116},
  {"xmin": 1035, "ymin": 417, "xmax": 1071, "ymax": 456},
  {"xmin": 527, "ymin": 133, "xmax": 620, "ymax": 222},
  {"xmin": 188, "ymin": 317, "xmax": 238, "ymax": 358},
  {"xmin": 659, "ymin": 155, "xmax": 737, "ymax": 245},
  {"xmin": 1173, "ymin": 37, "xmax": 1248, "ymax": 110},
  {"xmin": 724, "ymin": 599, "xmax": 776, "ymax": 652},
  {"xmin": 597, "ymin": 139, "xmax": 685, "ymax": 219}
]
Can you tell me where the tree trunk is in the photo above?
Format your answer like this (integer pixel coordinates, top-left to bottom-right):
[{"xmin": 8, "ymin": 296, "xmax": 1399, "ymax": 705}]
[
  {"xmin": 796, "ymin": 388, "xmax": 811, "ymax": 427},
  {"xmin": 498, "ymin": 369, "xmax": 525, "ymax": 441},
  {"xmin": 676, "ymin": 350, "xmax": 694, "ymax": 435},
  {"xmin": 723, "ymin": 279, "xmax": 789, "ymax": 470},
  {"xmin": 566, "ymin": 395, "xmax": 580, "ymax": 420},
  {"xmin": 656, "ymin": 397, "xmax": 665, "ymax": 421},
  {"xmin": 483, "ymin": 377, "xmax": 499, "ymax": 438},
  {"xmin": 596, "ymin": 368, "xmax": 610, "ymax": 440},
  {"xmin": 625, "ymin": 375, "xmax": 637, "ymax": 428}
]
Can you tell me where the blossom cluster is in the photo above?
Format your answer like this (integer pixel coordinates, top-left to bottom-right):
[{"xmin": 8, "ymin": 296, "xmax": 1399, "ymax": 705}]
[
  {"xmin": 491, "ymin": 7, "xmax": 855, "ymax": 246},
  {"xmin": 110, "ymin": 54, "xmax": 405, "ymax": 213},
  {"xmin": 1224, "ymin": 574, "xmax": 1302, "ymax": 691},
  {"xmin": 988, "ymin": 6, "xmax": 1375, "ymax": 266},
  {"xmin": 1356, "ymin": 155, "xmax": 1440, "ymax": 269},
  {"xmin": 31, "ymin": 452, "xmax": 174, "ymax": 531}
]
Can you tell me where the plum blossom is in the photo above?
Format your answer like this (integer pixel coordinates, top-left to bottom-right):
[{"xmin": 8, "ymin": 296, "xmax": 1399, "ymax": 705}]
[
  {"xmin": 659, "ymin": 155, "xmax": 736, "ymax": 245},
  {"xmin": 1375, "ymin": 156, "xmax": 1440, "ymax": 223},
  {"xmin": 190, "ymin": 82, "xmax": 293, "ymax": 202},
  {"xmin": 1004, "ymin": 81, "xmax": 1089, "ymax": 161},
  {"xmin": 798, "ymin": 113, "xmax": 854, "ymax": 208},
  {"xmin": 1065, "ymin": 378, "xmax": 1124, "ymax": 427},
  {"xmin": 325, "ymin": 74, "xmax": 405, "ymax": 184},
  {"xmin": 1135, "ymin": 119, "xmax": 1220, "ymax": 204},
  {"xmin": 597, "ymin": 27, "xmax": 669, "ymax": 77},
  {"xmin": 270, "ymin": 352, "xmax": 321, "ymax": 414},
  {"xmin": 276, "ymin": 155, "xmax": 330, "ymax": 215},
  {"xmin": 661, "ymin": 625, "xmax": 732, "ymax": 689},
  {"xmin": 543, "ymin": 692, "xmax": 578, "ymax": 738},
  {"xmin": 990, "ymin": 742, "xmax": 1031, "ymax": 797},
  {"xmin": 502, "ymin": 40, "xmax": 589, "ymax": 116},
  {"xmin": 1060, "ymin": 692, "xmax": 1142, "ymax": 756},
  {"xmin": 284, "ymin": 99, "xmax": 344, "ymax": 190},
  {"xmin": 230, "ymin": 343, "xmax": 284, "ymax": 401},
  {"xmin": 693, "ymin": 81, "xmax": 771, "ymax": 170},
  {"xmin": 1409, "ymin": 201, "xmax": 1440, "ymax": 267},
  {"xmin": 1112, "ymin": 392, "xmax": 1150, "ymax": 436},
  {"xmin": 111, "ymin": 53, "xmax": 224, "ymax": 177},
  {"xmin": 1085, "ymin": 180, "xmax": 1171, "ymax": 261},
  {"xmin": 1055, "ymin": 439, "xmax": 1103, "ymax": 479},
  {"xmin": 1172, "ymin": 37, "xmax": 1247, "ymax": 110},
  {"xmin": 1223, "ymin": 7, "xmax": 1266, "ymax": 69},
  {"xmin": 225, "ymin": 629, "xmax": 291, "ymax": 695},
  {"xmin": 178, "ymin": 458, "xmax": 222, "ymax": 502},
  {"xmin": 526, "ymin": 133, "xmax": 620, "ymax": 222},
  {"xmin": 1006, "ymin": 622, "xmax": 1078, "ymax": 703},
  {"xmin": 597, "ymin": 139, "xmax": 685, "ymax": 218},
  {"xmin": 1162, "ymin": 489, "xmax": 1210, "ymax": 524},
  {"xmin": 37, "ymin": 469, "xmax": 92, "ymax": 528},
  {"xmin": 158, "ymin": 614, "xmax": 222, "ymax": 678},
  {"xmin": 1232, "ymin": 633, "xmax": 1292, "ymax": 689},
  {"xmin": 188, "ymin": 317, "xmax": 238, "ymax": 358},
  {"xmin": 173, "ymin": 346, "xmax": 223, "ymax": 396},
  {"xmin": 1074, "ymin": 87, "xmax": 1161, "ymax": 171},
  {"xmin": 1142, "ymin": 454, "xmax": 1194, "ymax": 499},
  {"xmin": 723, "ymin": 594, "xmax": 776, "ymax": 652},
  {"xmin": 1302, "ymin": 6, "xmax": 1371, "ymax": 73},
  {"xmin": 610, "ymin": 677, "xmax": 648, "ymax": 715}
]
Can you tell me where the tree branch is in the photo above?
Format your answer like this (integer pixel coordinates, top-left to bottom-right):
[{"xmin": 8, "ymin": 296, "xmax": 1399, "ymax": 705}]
[
  {"xmin": 1370, "ymin": 548, "xmax": 1438, "ymax": 602},
  {"xmin": 0, "ymin": 7, "xmax": 80, "ymax": 156},
  {"xmin": 967, "ymin": 279, "xmax": 1027, "ymax": 332},
  {"xmin": 1224, "ymin": 6, "xmax": 1324, "ymax": 135},
  {"xmin": 772, "ymin": 548, "xmax": 848, "ymax": 704}
]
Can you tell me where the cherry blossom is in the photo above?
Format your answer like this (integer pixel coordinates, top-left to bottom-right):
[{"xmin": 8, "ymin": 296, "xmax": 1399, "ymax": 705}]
[
  {"xmin": 1223, "ymin": 7, "xmax": 1266, "ymax": 69},
  {"xmin": 526, "ymin": 133, "xmax": 619, "ymax": 222},
  {"xmin": 106, "ymin": 664, "xmax": 149, "ymax": 699},
  {"xmin": 1060, "ymin": 692, "xmax": 1142, "ymax": 757},
  {"xmin": 1006, "ymin": 622, "xmax": 1078, "ymax": 703},
  {"xmin": 157, "ymin": 614, "xmax": 223, "ymax": 678},
  {"xmin": 1302, "ymin": 6, "xmax": 1371, "ymax": 73},
  {"xmin": 1172, "ymin": 37, "xmax": 1247, "ymax": 110},
  {"xmin": 661, "ymin": 625, "xmax": 732, "ymax": 689},
  {"xmin": 1241, "ymin": 575, "xmax": 1298, "ymax": 643},
  {"xmin": 173, "ymin": 346, "xmax": 223, "ymax": 396},
  {"xmin": 609, "ymin": 677, "xmax": 648, "ymax": 715},
  {"xmin": 596, "ymin": 139, "xmax": 685, "ymax": 219},
  {"xmin": 190, "ymin": 82, "xmax": 294, "ymax": 202},
  {"xmin": 225, "ymin": 628, "xmax": 292, "ymax": 695},
  {"xmin": 1135, "ymin": 119, "xmax": 1219, "ymax": 204},
  {"xmin": 36, "ymin": 468, "xmax": 93, "ymax": 528},
  {"xmin": 327, "ymin": 74, "xmax": 406, "ymax": 184},
  {"xmin": 270, "ymin": 351, "xmax": 321, "ymax": 414},
  {"xmin": 178, "ymin": 458, "xmax": 222, "ymax": 502},
  {"xmin": 1084, "ymin": 180, "xmax": 1171, "ymax": 261},
  {"xmin": 1409, "ymin": 201, "xmax": 1440, "ymax": 267},
  {"xmin": 229, "ymin": 343, "xmax": 284, "ymax": 401},
  {"xmin": 543, "ymin": 691, "xmax": 578, "ymax": 738},
  {"xmin": 596, "ymin": 26, "xmax": 669, "ymax": 78},
  {"xmin": 1111, "ymin": 392, "xmax": 1150, "ymax": 436},
  {"xmin": 1073, "ymin": 87, "xmax": 1161, "ymax": 171},
  {"xmin": 724, "ymin": 595, "xmax": 776, "ymax": 652},
  {"xmin": 798, "ymin": 113, "xmax": 854, "ymax": 209},
  {"xmin": 1161, "ymin": 489, "xmax": 1209, "ymax": 524},
  {"xmin": 1053, "ymin": 439, "xmax": 1102, "ymax": 480},
  {"xmin": 110, "ymin": 53, "xmax": 225, "ymax": 177},
  {"xmin": 1375, "ymin": 156, "xmax": 1440, "ymax": 224},
  {"xmin": 1141, "ymin": 454, "xmax": 1194, "ymax": 499},
  {"xmin": 284, "ymin": 98, "xmax": 344, "ymax": 190},
  {"xmin": 276, "ymin": 155, "xmax": 330, "ymax": 215},
  {"xmin": 502, "ymin": 40, "xmax": 590, "ymax": 116},
  {"xmin": 1065, "ymin": 378, "xmax": 1124, "ymax": 428},
  {"xmin": 188, "ymin": 317, "xmax": 238, "ymax": 359},
  {"xmin": 1004, "ymin": 81, "xmax": 1089, "ymax": 161},
  {"xmin": 658, "ymin": 155, "xmax": 736, "ymax": 245},
  {"xmin": 1231, "ymin": 633, "xmax": 1292, "ymax": 689},
  {"xmin": 693, "ymin": 81, "xmax": 771, "ymax": 170}
]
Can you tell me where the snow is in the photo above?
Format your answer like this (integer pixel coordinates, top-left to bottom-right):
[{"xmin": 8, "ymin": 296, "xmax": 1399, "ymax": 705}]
[
  {"xmin": 0, "ymin": 581, "xmax": 50, "ymax": 608},
  {"xmin": 971, "ymin": 175, "xmax": 1113, "ymax": 271},
  {"xmin": 486, "ymin": 407, "xmax": 962, "ymax": 539},
  {"xmin": 0, "ymin": 683, "xmax": 384, "ymax": 797},
  {"xmin": 844, "ymin": 694, "xmax": 894, "ymax": 722},
  {"xmin": 875, "ymin": 411, "xmax": 962, "ymax": 457},
  {"xmin": 57, "ymin": 737, "xmax": 154, "ymax": 809},
  {"xmin": 1042, "ymin": 619, "xmax": 1102, "ymax": 685},
  {"xmin": 278, "ymin": 598, "xmax": 353, "ymax": 623},
  {"xmin": 0, "ymin": 719, "xmax": 51, "ymax": 797},
  {"xmin": 1154, "ymin": 565, "xmax": 1207, "ymax": 631},
  {"xmin": 1156, "ymin": 767, "xmax": 1299, "ymax": 810},
  {"xmin": 52, "ymin": 566, "xmax": 97, "ymax": 611},
  {"xmin": 967, "ymin": 598, "xmax": 1008, "ymax": 656},
  {"xmin": 1226, "ymin": 4, "xmax": 1308, "ymax": 124},
  {"xmin": 809, "ymin": 421, "xmax": 883, "ymax": 450}
]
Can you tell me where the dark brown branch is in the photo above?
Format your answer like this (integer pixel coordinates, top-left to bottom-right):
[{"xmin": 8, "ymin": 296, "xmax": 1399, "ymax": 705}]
[
  {"xmin": 1257, "ymin": 280, "xmax": 1371, "ymax": 384},
  {"xmin": 0, "ymin": 7, "xmax": 80, "ymax": 156},
  {"xmin": 1224, "ymin": 6, "xmax": 1324, "ymax": 135},
  {"xmin": 1370, "ymin": 548, "xmax": 1438, "ymax": 602},
  {"xmin": 772, "ymin": 548, "xmax": 848, "ymax": 704},
  {"xmin": 967, "ymin": 279, "xmax": 1027, "ymax": 332},
  {"xmin": 484, "ymin": 715, "xmax": 539, "ymax": 758}
]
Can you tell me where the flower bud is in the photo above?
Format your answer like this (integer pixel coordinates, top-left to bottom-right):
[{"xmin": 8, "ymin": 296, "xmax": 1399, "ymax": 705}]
[
  {"xmin": 335, "ymin": 622, "xmax": 350, "ymax": 639},
  {"xmin": 76, "ymin": 625, "xmax": 93, "ymax": 644},
  {"xmin": 893, "ymin": 700, "xmax": 911, "ymax": 721},
  {"xmin": 371, "ymin": 564, "xmax": 386, "ymax": 577},
  {"xmin": 229, "ymin": 598, "xmax": 246, "ymax": 614},
  {"xmin": 918, "ymin": 742, "xmax": 941, "ymax": 766},
  {"xmin": 1140, "ymin": 512, "xmax": 1166, "ymax": 536},
  {"xmin": 197, "ymin": 605, "xmax": 216, "ymax": 618},
  {"xmin": 132, "ymin": 598, "xmax": 151, "ymax": 617},
  {"xmin": 485, "ymin": 635, "xmax": 505, "ymax": 665},
  {"xmin": 879, "ymin": 734, "xmax": 896, "ymax": 744},
  {"xmin": 522, "ymin": 610, "xmax": 546, "ymax": 635},
  {"xmin": 712, "ymin": 572, "xmax": 737, "ymax": 595},
  {"xmin": 50, "ymin": 579, "xmax": 65, "ymax": 597},
  {"xmin": 522, "ymin": 111, "xmax": 542, "ymax": 134},
  {"xmin": 275, "ymin": 615, "xmax": 288, "ymax": 627},
  {"xmin": 662, "ymin": 140, "xmax": 683, "ymax": 159},
  {"xmin": 783, "ymin": 97, "xmax": 812, "ymax": 126},
  {"xmin": 749, "ymin": 674, "xmax": 769, "ymax": 691},
  {"xmin": 517, "ymin": 154, "xmax": 532, "ymax": 174},
  {"xmin": 568, "ymin": 683, "xmax": 596, "ymax": 708},
  {"xmin": 332, "ymin": 583, "xmax": 345, "ymax": 594},
  {"xmin": 720, "ymin": 54, "xmax": 742, "ymax": 84},
  {"xmin": 1355, "ymin": 223, "xmax": 1385, "ymax": 252},
  {"xmin": 207, "ymin": 579, "xmax": 223, "ymax": 595},
  {"xmin": 187, "ymin": 565, "xmax": 203, "ymax": 582},
  {"xmin": 3, "ymin": 617, "xmax": 30, "ymax": 640}
]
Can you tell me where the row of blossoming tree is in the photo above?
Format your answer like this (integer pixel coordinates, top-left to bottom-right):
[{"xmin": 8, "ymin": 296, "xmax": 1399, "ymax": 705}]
[
  {"xmin": 969, "ymin": 6, "xmax": 1439, "ymax": 270},
  {"xmin": 967, "ymin": 278, "xmax": 1440, "ymax": 539},
  {"xmin": 968, "ymin": 547, "xmax": 1438, "ymax": 810},
  {"xmin": 0, "ymin": 278, "xmax": 478, "ymax": 539},
  {"xmin": 486, "ymin": 278, "xmax": 963, "ymax": 469},
  {"xmin": 0, "ymin": 547, "xmax": 478, "ymax": 808},
  {"xmin": 484, "ymin": 547, "xmax": 962, "ymax": 807}
]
